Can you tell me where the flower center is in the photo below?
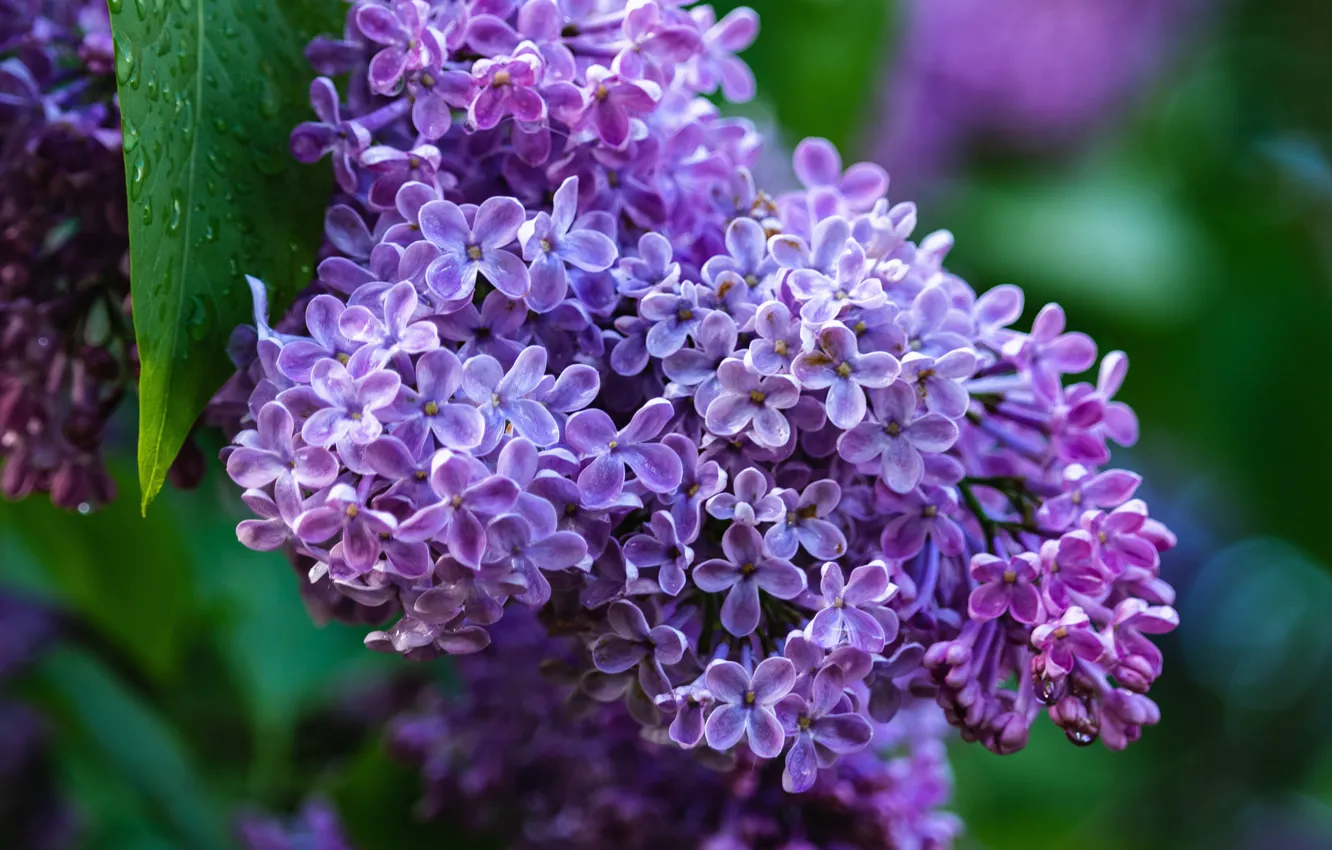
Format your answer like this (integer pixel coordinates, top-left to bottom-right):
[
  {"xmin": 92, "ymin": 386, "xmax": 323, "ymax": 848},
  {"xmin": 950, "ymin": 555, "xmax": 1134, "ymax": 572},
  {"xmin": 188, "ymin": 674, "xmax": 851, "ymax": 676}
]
[
  {"xmin": 835, "ymin": 362, "xmax": 853, "ymax": 379},
  {"xmin": 415, "ymin": 470, "xmax": 428, "ymax": 480},
  {"xmin": 885, "ymin": 421, "xmax": 902, "ymax": 437},
  {"xmin": 773, "ymin": 339, "xmax": 788, "ymax": 356},
  {"xmin": 1054, "ymin": 626, "xmax": 1068, "ymax": 639},
  {"xmin": 922, "ymin": 505, "xmax": 937, "ymax": 518},
  {"xmin": 419, "ymin": 72, "xmax": 435, "ymax": 89},
  {"xmin": 451, "ymin": 494, "xmax": 464, "ymax": 508},
  {"xmin": 492, "ymin": 69, "xmax": 511, "ymax": 87},
  {"xmin": 1098, "ymin": 531, "xmax": 1108, "ymax": 544},
  {"xmin": 741, "ymin": 562, "xmax": 757, "ymax": 577},
  {"xmin": 467, "ymin": 244, "xmax": 484, "ymax": 261},
  {"xmin": 1003, "ymin": 569, "xmax": 1017, "ymax": 584},
  {"xmin": 749, "ymin": 390, "xmax": 766, "ymax": 404},
  {"xmin": 344, "ymin": 505, "xmax": 360, "ymax": 518},
  {"xmin": 745, "ymin": 273, "xmax": 759, "ymax": 287},
  {"xmin": 744, "ymin": 690, "xmax": 756, "ymax": 706},
  {"xmin": 1071, "ymin": 491, "xmax": 1083, "ymax": 505},
  {"xmin": 677, "ymin": 308, "xmax": 694, "ymax": 322},
  {"xmin": 423, "ymin": 401, "xmax": 440, "ymax": 416},
  {"xmin": 348, "ymin": 410, "xmax": 363, "ymax": 421},
  {"xmin": 336, "ymin": 352, "xmax": 350, "ymax": 365},
  {"xmin": 539, "ymin": 238, "xmax": 553, "ymax": 253},
  {"xmin": 833, "ymin": 595, "xmax": 845, "ymax": 609},
  {"xmin": 565, "ymin": 502, "xmax": 579, "ymax": 517},
  {"xmin": 687, "ymin": 484, "xmax": 700, "ymax": 497},
  {"xmin": 608, "ymin": 439, "xmax": 618, "ymax": 450},
  {"xmin": 798, "ymin": 715, "xmax": 813, "ymax": 731},
  {"xmin": 595, "ymin": 83, "xmax": 611, "ymax": 101}
]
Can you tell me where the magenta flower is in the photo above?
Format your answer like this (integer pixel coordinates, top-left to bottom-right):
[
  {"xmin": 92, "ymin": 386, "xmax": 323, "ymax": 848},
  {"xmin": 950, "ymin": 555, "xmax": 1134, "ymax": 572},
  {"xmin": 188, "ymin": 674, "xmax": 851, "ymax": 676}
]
[
  {"xmin": 703, "ymin": 657, "xmax": 795, "ymax": 757},
  {"xmin": 1079, "ymin": 499, "xmax": 1159, "ymax": 574},
  {"xmin": 1031, "ymin": 607, "xmax": 1105, "ymax": 676},
  {"xmin": 968, "ymin": 553, "xmax": 1042, "ymax": 625},
  {"xmin": 1037, "ymin": 464, "xmax": 1141, "ymax": 531},
  {"xmin": 468, "ymin": 44, "xmax": 546, "ymax": 131},
  {"xmin": 806, "ymin": 561, "xmax": 897, "ymax": 652},
  {"xmin": 694, "ymin": 525, "xmax": 806, "ymax": 637},
  {"xmin": 577, "ymin": 58, "xmax": 661, "ymax": 148}
]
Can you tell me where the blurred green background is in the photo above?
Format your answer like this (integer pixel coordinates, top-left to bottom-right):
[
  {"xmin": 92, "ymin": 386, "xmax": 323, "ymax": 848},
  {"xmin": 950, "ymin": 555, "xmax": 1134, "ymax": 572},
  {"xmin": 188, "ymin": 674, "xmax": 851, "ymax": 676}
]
[{"xmin": 5, "ymin": 0, "xmax": 1332, "ymax": 847}]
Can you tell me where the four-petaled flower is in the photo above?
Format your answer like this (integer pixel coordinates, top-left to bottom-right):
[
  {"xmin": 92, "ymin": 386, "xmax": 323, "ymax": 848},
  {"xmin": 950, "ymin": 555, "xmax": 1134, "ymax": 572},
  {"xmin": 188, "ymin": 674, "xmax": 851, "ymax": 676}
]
[
  {"xmin": 837, "ymin": 382, "xmax": 959, "ymax": 493},
  {"xmin": 565, "ymin": 398, "xmax": 683, "ymax": 508},
  {"xmin": 519, "ymin": 175, "xmax": 618, "ymax": 312},
  {"xmin": 707, "ymin": 467, "xmax": 783, "ymax": 527},
  {"xmin": 968, "ymin": 553, "xmax": 1043, "ymax": 625},
  {"xmin": 792, "ymin": 321, "xmax": 900, "ymax": 429},
  {"xmin": 622, "ymin": 511, "xmax": 693, "ymax": 597},
  {"xmin": 590, "ymin": 600, "xmax": 687, "ymax": 697},
  {"xmin": 421, "ymin": 196, "xmax": 530, "ymax": 301},
  {"xmin": 226, "ymin": 401, "xmax": 339, "ymax": 521},
  {"xmin": 806, "ymin": 561, "xmax": 898, "ymax": 652},
  {"xmin": 1031, "ymin": 606, "xmax": 1105, "ymax": 677},
  {"xmin": 298, "ymin": 357, "xmax": 402, "ymax": 447},
  {"xmin": 694, "ymin": 525, "xmax": 806, "ymax": 636},
  {"xmin": 337, "ymin": 280, "xmax": 439, "ymax": 364},
  {"xmin": 705, "ymin": 359, "xmax": 800, "ymax": 448},
  {"xmin": 460, "ymin": 345, "xmax": 560, "ymax": 453},
  {"xmin": 775, "ymin": 665, "xmax": 874, "ymax": 792},
  {"xmin": 703, "ymin": 657, "xmax": 796, "ymax": 758}
]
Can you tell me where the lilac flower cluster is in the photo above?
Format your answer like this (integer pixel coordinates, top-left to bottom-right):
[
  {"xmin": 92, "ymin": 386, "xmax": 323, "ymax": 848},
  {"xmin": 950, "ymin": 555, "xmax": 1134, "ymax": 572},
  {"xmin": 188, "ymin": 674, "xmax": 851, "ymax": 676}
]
[
  {"xmin": 228, "ymin": 0, "xmax": 1179, "ymax": 789},
  {"xmin": 387, "ymin": 611, "xmax": 961, "ymax": 849},
  {"xmin": 0, "ymin": 0, "xmax": 133, "ymax": 509}
]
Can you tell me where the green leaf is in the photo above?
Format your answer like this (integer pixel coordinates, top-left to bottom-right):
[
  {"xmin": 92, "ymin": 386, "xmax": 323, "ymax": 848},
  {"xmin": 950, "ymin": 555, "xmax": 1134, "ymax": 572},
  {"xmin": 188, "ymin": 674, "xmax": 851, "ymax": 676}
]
[
  {"xmin": 0, "ymin": 460, "xmax": 194, "ymax": 682},
  {"xmin": 39, "ymin": 648, "xmax": 228, "ymax": 850},
  {"xmin": 109, "ymin": 0, "xmax": 343, "ymax": 512}
]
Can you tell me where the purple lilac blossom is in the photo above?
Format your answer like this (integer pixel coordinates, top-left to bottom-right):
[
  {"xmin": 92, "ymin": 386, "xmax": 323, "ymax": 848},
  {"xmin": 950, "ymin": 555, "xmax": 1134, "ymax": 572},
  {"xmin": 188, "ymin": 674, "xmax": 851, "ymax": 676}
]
[
  {"xmin": 223, "ymin": 0, "xmax": 1180, "ymax": 796},
  {"xmin": 384, "ymin": 610, "xmax": 962, "ymax": 849}
]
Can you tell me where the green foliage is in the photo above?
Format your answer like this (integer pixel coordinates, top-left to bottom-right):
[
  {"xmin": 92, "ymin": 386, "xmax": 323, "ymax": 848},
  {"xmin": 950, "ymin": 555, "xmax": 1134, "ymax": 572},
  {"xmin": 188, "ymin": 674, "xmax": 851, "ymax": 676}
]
[
  {"xmin": 108, "ymin": 0, "xmax": 343, "ymax": 512},
  {"xmin": 0, "ymin": 463, "xmax": 194, "ymax": 682},
  {"xmin": 39, "ymin": 649, "xmax": 228, "ymax": 850},
  {"xmin": 718, "ymin": 0, "xmax": 892, "ymax": 155}
]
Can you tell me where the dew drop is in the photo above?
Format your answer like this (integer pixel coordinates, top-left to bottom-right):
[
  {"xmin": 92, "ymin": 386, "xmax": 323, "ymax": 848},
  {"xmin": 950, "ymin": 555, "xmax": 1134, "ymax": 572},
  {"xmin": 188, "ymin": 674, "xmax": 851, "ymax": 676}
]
[
  {"xmin": 146, "ymin": 74, "xmax": 159, "ymax": 101},
  {"xmin": 77, "ymin": 502, "xmax": 92, "ymax": 515},
  {"xmin": 1033, "ymin": 673, "xmax": 1065, "ymax": 706},
  {"xmin": 121, "ymin": 115, "xmax": 139, "ymax": 152},
  {"xmin": 132, "ymin": 0, "xmax": 146, "ymax": 20},
  {"xmin": 1065, "ymin": 727, "xmax": 1098, "ymax": 747},
  {"xmin": 107, "ymin": 0, "xmax": 123, "ymax": 13},
  {"xmin": 142, "ymin": 200, "xmax": 153, "ymax": 226},
  {"xmin": 128, "ymin": 149, "xmax": 149, "ymax": 201},
  {"xmin": 186, "ymin": 295, "xmax": 214, "ymax": 341},
  {"xmin": 167, "ymin": 189, "xmax": 184, "ymax": 235},
  {"xmin": 113, "ymin": 30, "xmax": 135, "ymax": 85}
]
